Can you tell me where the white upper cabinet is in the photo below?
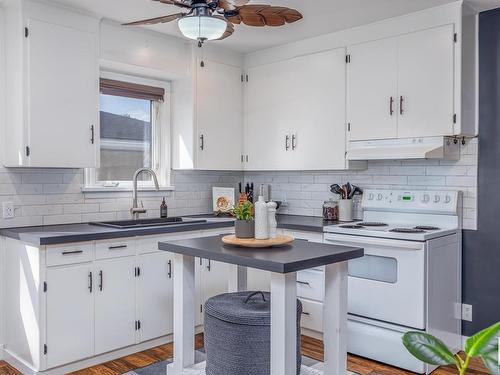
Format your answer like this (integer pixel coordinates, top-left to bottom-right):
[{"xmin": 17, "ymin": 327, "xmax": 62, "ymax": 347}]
[
  {"xmin": 245, "ymin": 48, "xmax": 359, "ymax": 170},
  {"xmin": 347, "ymin": 38, "xmax": 398, "ymax": 141},
  {"xmin": 196, "ymin": 59, "xmax": 243, "ymax": 170},
  {"xmin": 245, "ymin": 60, "xmax": 293, "ymax": 170},
  {"xmin": 397, "ymin": 25, "xmax": 455, "ymax": 138},
  {"xmin": 2, "ymin": 0, "xmax": 99, "ymax": 168},
  {"xmin": 347, "ymin": 24, "xmax": 456, "ymax": 141}
]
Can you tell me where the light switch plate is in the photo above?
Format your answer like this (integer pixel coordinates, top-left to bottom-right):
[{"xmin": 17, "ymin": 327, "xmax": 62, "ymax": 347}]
[
  {"xmin": 2, "ymin": 201, "xmax": 14, "ymax": 219},
  {"xmin": 462, "ymin": 303, "xmax": 473, "ymax": 322}
]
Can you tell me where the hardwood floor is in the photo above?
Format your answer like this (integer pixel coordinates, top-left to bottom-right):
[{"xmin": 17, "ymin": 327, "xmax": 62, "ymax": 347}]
[{"xmin": 0, "ymin": 334, "xmax": 488, "ymax": 375}]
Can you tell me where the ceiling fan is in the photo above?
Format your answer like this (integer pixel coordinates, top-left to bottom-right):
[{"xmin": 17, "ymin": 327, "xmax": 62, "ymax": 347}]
[{"xmin": 123, "ymin": 0, "xmax": 303, "ymax": 46}]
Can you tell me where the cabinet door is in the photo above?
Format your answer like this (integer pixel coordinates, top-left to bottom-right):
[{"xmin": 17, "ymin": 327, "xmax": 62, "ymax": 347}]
[
  {"xmin": 94, "ymin": 257, "xmax": 136, "ymax": 355},
  {"xmin": 138, "ymin": 252, "xmax": 173, "ymax": 342},
  {"xmin": 196, "ymin": 59, "xmax": 243, "ymax": 170},
  {"xmin": 347, "ymin": 37, "xmax": 398, "ymax": 140},
  {"xmin": 397, "ymin": 25, "xmax": 455, "ymax": 138},
  {"xmin": 289, "ymin": 48, "xmax": 347, "ymax": 169},
  {"xmin": 202, "ymin": 259, "xmax": 229, "ymax": 303},
  {"xmin": 245, "ymin": 61, "xmax": 294, "ymax": 170},
  {"xmin": 28, "ymin": 18, "xmax": 98, "ymax": 168},
  {"xmin": 46, "ymin": 264, "xmax": 94, "ymax": 368}
]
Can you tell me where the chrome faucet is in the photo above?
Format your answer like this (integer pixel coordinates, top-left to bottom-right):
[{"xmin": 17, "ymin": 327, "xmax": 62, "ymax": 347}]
[{"xmin": 130, "ymin": 168, "xmax": 160, "ymax": 220}]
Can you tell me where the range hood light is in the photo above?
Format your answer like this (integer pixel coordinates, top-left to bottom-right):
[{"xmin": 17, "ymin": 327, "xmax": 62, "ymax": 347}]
[{"xmin": 178, "ymin": 15, "xmax": 226, "ymax": 41}]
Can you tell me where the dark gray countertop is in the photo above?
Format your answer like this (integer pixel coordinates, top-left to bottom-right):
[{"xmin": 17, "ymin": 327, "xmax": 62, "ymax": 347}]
[
  {"xmin": 0, "ymin": 214, "xmax": 340, "ymax": 246},
  {"xmin": 159, "ymin": 235, "xmax": 363, "ymax": 273}
]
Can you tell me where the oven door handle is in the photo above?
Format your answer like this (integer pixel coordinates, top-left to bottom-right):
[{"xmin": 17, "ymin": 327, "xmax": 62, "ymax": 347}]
[{"xmin": 324, "ymin": 235, "xmax": 424, "ymax": 250}]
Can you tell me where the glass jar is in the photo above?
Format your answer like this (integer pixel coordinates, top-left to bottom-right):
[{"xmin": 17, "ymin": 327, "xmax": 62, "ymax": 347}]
[{"xmin": 323, "ymin": 199, "xmax": 339, "ymax": 221}]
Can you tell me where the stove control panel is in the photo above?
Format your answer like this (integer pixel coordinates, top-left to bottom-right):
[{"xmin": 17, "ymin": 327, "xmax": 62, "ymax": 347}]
[{"xmin": 362, "ymin": 190, "xmax": 459, "ymax": 214}]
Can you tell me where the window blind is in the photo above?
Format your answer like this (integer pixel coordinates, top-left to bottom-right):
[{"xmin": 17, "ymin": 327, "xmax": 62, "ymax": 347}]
[{"xmin": 100, "ymin": 78, "xmax": 165, "ymax": 102}]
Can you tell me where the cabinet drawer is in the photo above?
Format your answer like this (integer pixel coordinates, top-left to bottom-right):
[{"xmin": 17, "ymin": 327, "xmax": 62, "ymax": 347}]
[
  {"xmin": 46, "ymin": 243, "xmax": 93, "ymax": 266},
  {"xmin": 95, "ymin": 238, "xmax": 136, "ymax": 259},
  {"xmin": 296, "ymin": 269, "xmax": 324, "ymax": 302},
  {"xmin": 300, "ymin": 298, "xmax": 323, "ymax": 332}
]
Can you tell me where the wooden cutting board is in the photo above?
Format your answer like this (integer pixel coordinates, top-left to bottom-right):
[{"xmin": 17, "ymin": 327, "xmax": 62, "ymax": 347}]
[{"xmin": 221, "ymin": 235, "xmax": 294, "ymax": 248}]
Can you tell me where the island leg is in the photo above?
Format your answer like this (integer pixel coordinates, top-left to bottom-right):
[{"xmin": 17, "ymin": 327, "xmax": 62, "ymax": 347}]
[
  {"xmin": 167, "ymin": 253, "xmax": 196, "ymax": 375},
  {"xmin": 228, "ymin": 265, "xmax": 247, "ymax": 292},
  {"xmin": 270, "ymin": 272, "xmax": 297, "ymax": 375},
  {"xmin": 323, "ymin": 261, "xmax": 348, "ymax": 375}
]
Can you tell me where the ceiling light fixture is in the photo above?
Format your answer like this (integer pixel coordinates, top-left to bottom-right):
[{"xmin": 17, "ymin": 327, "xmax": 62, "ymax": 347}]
[{"xmin": 178, "ymin": 15, "xmax": 227, "ymax": 44}]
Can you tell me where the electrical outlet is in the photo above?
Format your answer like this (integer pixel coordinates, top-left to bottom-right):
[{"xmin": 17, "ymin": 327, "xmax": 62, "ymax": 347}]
[
  {"xmin": 462, "ymin": 303, "xmax": 473, "ymax": 322},
  {"xmin": 2, "ymin": 202, "xmax": 14, "ymax": 219}
]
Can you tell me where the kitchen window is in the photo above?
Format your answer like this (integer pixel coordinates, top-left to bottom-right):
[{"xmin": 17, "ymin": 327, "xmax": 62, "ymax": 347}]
[{"xmin": 84, "ymin": 73, "xmax": 171, "ymax": 191}]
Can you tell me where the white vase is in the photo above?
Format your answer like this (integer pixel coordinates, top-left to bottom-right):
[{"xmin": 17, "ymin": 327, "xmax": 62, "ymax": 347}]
[
  {"xmin": 339, "ymin": 199, "xmax": 354, "ymax": 222},
  {"xmin": 267, "ymin": 201, "xmax": 278, "ymax": 239},
  {"xmin": 254, "ymin": 196, "xmax": 269, "ymax": 239}
]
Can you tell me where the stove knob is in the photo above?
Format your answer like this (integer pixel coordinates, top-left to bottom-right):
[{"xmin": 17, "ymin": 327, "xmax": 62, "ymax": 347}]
[
  {"xmin": 444, "ymin": 195, "xmax": 452, "ymax": 204},
  {"xmin": 368, "ymin": 193, "xmax": 374, "ymax": 200},
  {"xmin": 421, "ymin": 194, "xmax": 430, "ymax": 204},
  {"xmin": 434, "ymin": 195, "xmax": 441, "ymax": 203},
  {"xmin": 377, "ymin": 193, "xmax": 383, "ymax": 201}
]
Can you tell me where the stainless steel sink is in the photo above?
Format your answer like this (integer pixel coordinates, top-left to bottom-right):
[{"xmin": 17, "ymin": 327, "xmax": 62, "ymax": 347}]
[{"xmin": 90, "ymin": 217, "xmax": 207, "ymax": 229}]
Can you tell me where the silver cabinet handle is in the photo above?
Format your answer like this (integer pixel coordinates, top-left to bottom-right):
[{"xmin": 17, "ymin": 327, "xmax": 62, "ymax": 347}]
[
  {"xmin": 199, "ymin": 134, "xmax": 205, "ymax": 150},
  {"xmin": 285, "ymin": 135, "xmax": 290, "ymax": 151},
  {"xmin": 206, "ymin": 259, "xmax": 211, "ymax": 271},
  {"xmin": 302, "ymin": 311, "xmax": 310, "ymax": 316},
  {"xmin": 389, "ymin": 97, "xmax": 394, "ymax": 116},
  {"xmin": 98, "ymin": 270, "xmax": 103, "ymax": 291},
  {"xmin": 296, "ymin": 280, "xmax": 310, "ymax": 286},
  {"xmin": 291, "ymin": 134, "xmax": 297, "ymax": 150},
  {"xmin": 88, "ymin": 272, "xmax": 93, "ymax": 293},
  {"xmin": 399, "ymin": 96, "xmax": 404, "ymax": 115},
  {"xmin": 168, "ymin": 260, "xmax": 172, "ymax": 279},
  {"xmin": 62, "ymin": 250, "xmax": 83, "ymax": 255},
  {"xmin": 108, "ymin": 245, "xmax": 127, "ymax": 250},
  {"xmin": 90, "ymin": 125, "xmax": 95, "ymax": 144}
]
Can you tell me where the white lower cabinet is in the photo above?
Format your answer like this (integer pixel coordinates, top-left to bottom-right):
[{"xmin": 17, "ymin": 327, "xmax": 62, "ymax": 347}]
[
  {"xmin": 46, "ymin": 264, "xmax": 94, "ymax": 368},
  {"xmin": 94, "ymin": 257, "xmax": 137, "ymax": 355},
  {"xmin": 138, "ymin": 251, "xmax": 174, "ymax": 342}
]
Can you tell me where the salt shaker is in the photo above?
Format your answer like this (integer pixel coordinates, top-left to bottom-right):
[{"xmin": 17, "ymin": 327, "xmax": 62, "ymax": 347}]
[{"xmin": 267, "ymin": 201, "xmax": 278, "ymax": 239}]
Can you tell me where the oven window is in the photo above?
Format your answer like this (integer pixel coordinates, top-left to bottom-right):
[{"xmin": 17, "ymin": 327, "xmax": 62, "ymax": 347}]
[{"xmin": 348, "ymin": 255, "xmax": 398, "ymax": 284}]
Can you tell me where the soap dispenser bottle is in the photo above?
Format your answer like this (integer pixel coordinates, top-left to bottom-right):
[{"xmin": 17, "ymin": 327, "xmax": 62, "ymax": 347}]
[{"xmin": 160, "ymin": 197, "xmax": 168, "ymax": 218}]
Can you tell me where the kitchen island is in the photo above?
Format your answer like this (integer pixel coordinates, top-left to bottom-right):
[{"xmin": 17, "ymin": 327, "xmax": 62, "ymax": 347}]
[{"xmin": 159, "ymin": 236, "xmax": 363, "ymax": 375}]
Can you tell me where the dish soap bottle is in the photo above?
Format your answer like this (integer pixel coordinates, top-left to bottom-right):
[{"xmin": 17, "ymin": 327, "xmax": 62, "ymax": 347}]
[
  {"xmin": 254, "ymin": 196, "xmax": 269, "ymax": 240},
  {"xmin": 160, "ymin": 197, "xmax": 168, "ymax": 218}
]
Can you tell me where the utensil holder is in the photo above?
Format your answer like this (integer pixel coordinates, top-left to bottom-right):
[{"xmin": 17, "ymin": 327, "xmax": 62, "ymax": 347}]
[{"xmin": 339, "ymin": 199, "xmax": 354, "ymax": 222}]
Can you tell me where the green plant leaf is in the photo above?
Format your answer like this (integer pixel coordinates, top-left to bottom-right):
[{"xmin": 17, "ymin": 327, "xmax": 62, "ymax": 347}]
[
  {"xmin": 402, "ymin": 332, "xmax": 457, "ymax": 365},
  {"xmin": 465, "ymin": 322, "xmax": 500, "ymax": 357},
  {"xmin": 480, "ymin": 349, "xmax": 500, "ymax": 375}
]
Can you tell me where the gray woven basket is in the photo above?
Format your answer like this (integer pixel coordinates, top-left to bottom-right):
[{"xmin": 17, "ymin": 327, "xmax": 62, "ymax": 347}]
[{"xmin": 204, "ymin": 291, "xmax": 302, "ymax": 375}]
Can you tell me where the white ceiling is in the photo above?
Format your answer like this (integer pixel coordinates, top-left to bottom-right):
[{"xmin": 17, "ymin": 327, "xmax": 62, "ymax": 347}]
[{"xmin": 54, "ymin": 0, "xmax": 497, "ymax": 53}]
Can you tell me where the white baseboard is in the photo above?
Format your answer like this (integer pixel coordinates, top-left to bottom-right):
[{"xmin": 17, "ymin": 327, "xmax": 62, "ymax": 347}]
[{"xmin": 3, "ymin": 334, "xmax": 173, "ymax": 375}]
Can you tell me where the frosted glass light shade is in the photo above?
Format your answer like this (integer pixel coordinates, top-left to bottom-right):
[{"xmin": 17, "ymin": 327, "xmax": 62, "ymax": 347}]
[{"xmin": 178, "ymin": 16, "xmax": 226, "ymax": 41}]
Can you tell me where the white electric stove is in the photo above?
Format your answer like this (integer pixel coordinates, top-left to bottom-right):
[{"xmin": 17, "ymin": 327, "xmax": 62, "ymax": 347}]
[{"xmin": 323, "ymin": 189, "xmax": 463, "ymax": 374}]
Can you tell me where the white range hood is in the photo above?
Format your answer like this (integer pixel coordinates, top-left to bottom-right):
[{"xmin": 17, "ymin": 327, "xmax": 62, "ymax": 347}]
[{"xmin": 346, "ymin": 137, "xmax": 460, "ymax": 161}]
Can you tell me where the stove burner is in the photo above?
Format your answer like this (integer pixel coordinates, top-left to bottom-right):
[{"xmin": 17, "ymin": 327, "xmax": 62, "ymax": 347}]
[
  {"xmin": 358, "ymin": 222, "xmax": 388, "ymax": 227},
  {"xmin": 339, "ymin": 224, "xmax": 364, "ymax": 229},
  {"xmin": 414, "ymin": 226, "xmax": 440, "ymax": 231},
  {"xmin": 390, "ymin": 228, "xmax": 425, "ymax": 233}
]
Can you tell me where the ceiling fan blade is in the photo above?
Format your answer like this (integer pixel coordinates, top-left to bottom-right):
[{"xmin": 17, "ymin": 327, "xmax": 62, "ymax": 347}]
[
  {"xmin": 122, "ymin": 12, "xmax": 185, "ymax": 26},
  {"xmin": 217, "ymin": 21, "xmax": 235, "ymax": 40},
  {"xmin": 154, "ymin": 0, "xmax": 192, "ymax": 9},
  {"xmin": 237, "ymin": 5, "xmax": 302, "ymax": 27}
]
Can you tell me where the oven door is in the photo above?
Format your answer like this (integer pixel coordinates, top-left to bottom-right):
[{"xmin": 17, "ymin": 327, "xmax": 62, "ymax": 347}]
[{"xmin": 324, "ymin": 233, "xmax": 426, "ymax": 329}]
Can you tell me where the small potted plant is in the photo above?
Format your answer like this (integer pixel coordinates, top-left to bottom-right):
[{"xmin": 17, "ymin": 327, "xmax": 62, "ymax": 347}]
[
  {"xmin": 233, "ymin": 200, "xmax": 255, "ymax": 239},
  {"xmin": 402, "ymin": 321, "xmax": 500, "ymax": 375}
]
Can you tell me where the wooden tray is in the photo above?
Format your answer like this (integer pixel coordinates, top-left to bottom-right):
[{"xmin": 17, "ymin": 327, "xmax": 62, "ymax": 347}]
[{"xmin": 222, "ymin": 235, "xmax": 294, "ymax": 248}]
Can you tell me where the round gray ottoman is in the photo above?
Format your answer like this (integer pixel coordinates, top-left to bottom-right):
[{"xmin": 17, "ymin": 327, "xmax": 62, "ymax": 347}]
[{"xmin": 204, "ymin": 291, "xmax": 302, "ymax": 375}]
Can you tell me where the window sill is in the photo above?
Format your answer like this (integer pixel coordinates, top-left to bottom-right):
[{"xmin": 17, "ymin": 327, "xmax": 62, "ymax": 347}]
[{"xmin": 82, "ymin": 186, "xmax": 175, "ymax": 193}]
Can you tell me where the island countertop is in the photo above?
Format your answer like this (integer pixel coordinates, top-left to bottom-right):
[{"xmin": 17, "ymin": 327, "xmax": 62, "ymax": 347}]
[{"xmin": 158, "ymin": 235, "xmax": 363, "ymax": 273}]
